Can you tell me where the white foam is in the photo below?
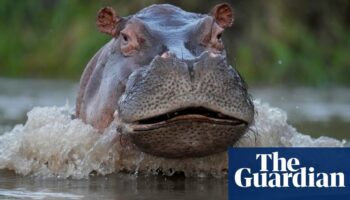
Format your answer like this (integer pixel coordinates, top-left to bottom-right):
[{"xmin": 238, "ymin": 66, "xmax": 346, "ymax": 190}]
[{"xmin": 0, "ymin": 101, "xmax": 345, "ymax": 178}]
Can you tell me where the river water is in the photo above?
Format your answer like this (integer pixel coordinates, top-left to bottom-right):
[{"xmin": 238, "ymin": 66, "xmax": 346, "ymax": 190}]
[{"xmin": 0, "ymin": 78, "xmax": 349, "ymax": 199}]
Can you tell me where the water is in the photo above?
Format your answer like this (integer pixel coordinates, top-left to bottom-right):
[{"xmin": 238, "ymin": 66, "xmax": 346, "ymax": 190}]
[
  {"xmin": 0, "ymin": 78, "xmax": 349, "ymax": 199},
  {"xmin": 0, "ymin": 171, "xmax": 227, "ymax": 200},
  {"xmin": 251, "ymin": 87, "xmax": 350, "ymax": 140}
]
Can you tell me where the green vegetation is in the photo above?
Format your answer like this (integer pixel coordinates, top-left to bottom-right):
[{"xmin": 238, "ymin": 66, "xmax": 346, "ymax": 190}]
[{"xmin": 0, "ymin": 0, "xmax": 349, "ymax": 86}]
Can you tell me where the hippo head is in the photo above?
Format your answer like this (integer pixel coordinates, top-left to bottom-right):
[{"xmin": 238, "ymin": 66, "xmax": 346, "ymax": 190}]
[{"xmin": 76, "ymin": 3, "xmax": 254, "ymax": 158}]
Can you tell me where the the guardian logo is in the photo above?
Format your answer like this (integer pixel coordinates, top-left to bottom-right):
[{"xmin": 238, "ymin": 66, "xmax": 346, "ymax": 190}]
[
  {"xmin": 229, "ymin": 148, "xmax": 350, "ymax": 200},
  {"xmin": 234, "ymin": 152, "xmax": 345, "ymax": 188}
]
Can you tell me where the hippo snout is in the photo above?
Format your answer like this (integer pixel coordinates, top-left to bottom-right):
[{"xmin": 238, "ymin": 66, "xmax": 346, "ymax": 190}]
[{"xmin": 116, "ymin": 52, "xmax": 254, "ymax": 158}]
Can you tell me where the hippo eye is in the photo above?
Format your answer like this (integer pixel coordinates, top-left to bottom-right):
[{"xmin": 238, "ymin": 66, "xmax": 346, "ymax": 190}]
[
  {"xmin": 121, "ymin": 33, "xmax": 129, "ymax": 42},
  {"xmin": 217, "ymin": 33, "xmax": 222, "ymax": 40}
]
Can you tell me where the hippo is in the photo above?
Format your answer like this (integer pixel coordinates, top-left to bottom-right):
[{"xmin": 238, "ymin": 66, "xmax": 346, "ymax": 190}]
[{"xmin": 76, "ymin": 3, "xmax": 254, "ymax": 158}]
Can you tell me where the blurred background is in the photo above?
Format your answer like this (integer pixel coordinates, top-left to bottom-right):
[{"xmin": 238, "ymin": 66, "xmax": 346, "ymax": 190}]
[{"xmin": 0, "ymin": 0, "xmax": 349, "ymax": 139}]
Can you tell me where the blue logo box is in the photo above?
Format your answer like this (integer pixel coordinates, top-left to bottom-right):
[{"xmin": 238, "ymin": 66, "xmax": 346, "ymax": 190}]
[{"xmin": 228, "ymin": 148, "xmax": 350, "ymax": 200}]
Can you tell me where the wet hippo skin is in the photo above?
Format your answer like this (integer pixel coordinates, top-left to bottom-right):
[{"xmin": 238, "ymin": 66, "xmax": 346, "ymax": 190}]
[{"xmin": 76, "ymin": 3, "xmax": 254, "ymax": 158}]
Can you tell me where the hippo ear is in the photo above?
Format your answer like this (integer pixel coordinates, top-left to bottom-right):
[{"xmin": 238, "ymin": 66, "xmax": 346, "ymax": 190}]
[
  {"xmin": 97, "ymin": 7, "xmax": 123, "ymax": 37},
  {"xmin": 210, "ymin": 3, "xmax": 234, "ymax": 28}
]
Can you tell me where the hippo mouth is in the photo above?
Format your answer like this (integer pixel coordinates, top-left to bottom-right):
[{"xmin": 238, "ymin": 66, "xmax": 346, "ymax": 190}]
[{"xmin": 128, "ymin": 107, "xmax": 247, "ymax": 131}]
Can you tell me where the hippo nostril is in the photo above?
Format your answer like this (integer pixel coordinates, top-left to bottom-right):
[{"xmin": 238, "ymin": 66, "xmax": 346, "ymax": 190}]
[
  {"xmin": 160, "ymin": 51, "xmax": 177, "ymax": 60},
  {"xmin": 197, "ymin": 51, "xmax": 210, "ymax": 60},
  {"xmin": 209, "ymin": 52, "xmax": 220, "ymax": 58},
  {"xmin": 196, "ymin": 51, "xmax": 224, "ymax": 61},
  {"xmin": 161, "ymin": 51, "xmax": 171, "ymax": 59},
  {"xmin": 192, "ymin": 51, "xmax": 225, "ymax": 66}
]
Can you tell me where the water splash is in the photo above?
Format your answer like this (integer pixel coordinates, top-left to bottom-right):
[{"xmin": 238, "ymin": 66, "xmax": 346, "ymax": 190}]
[{"xmin": 0, "ymin": 101, "xmax": 345, "ymax": 178}]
